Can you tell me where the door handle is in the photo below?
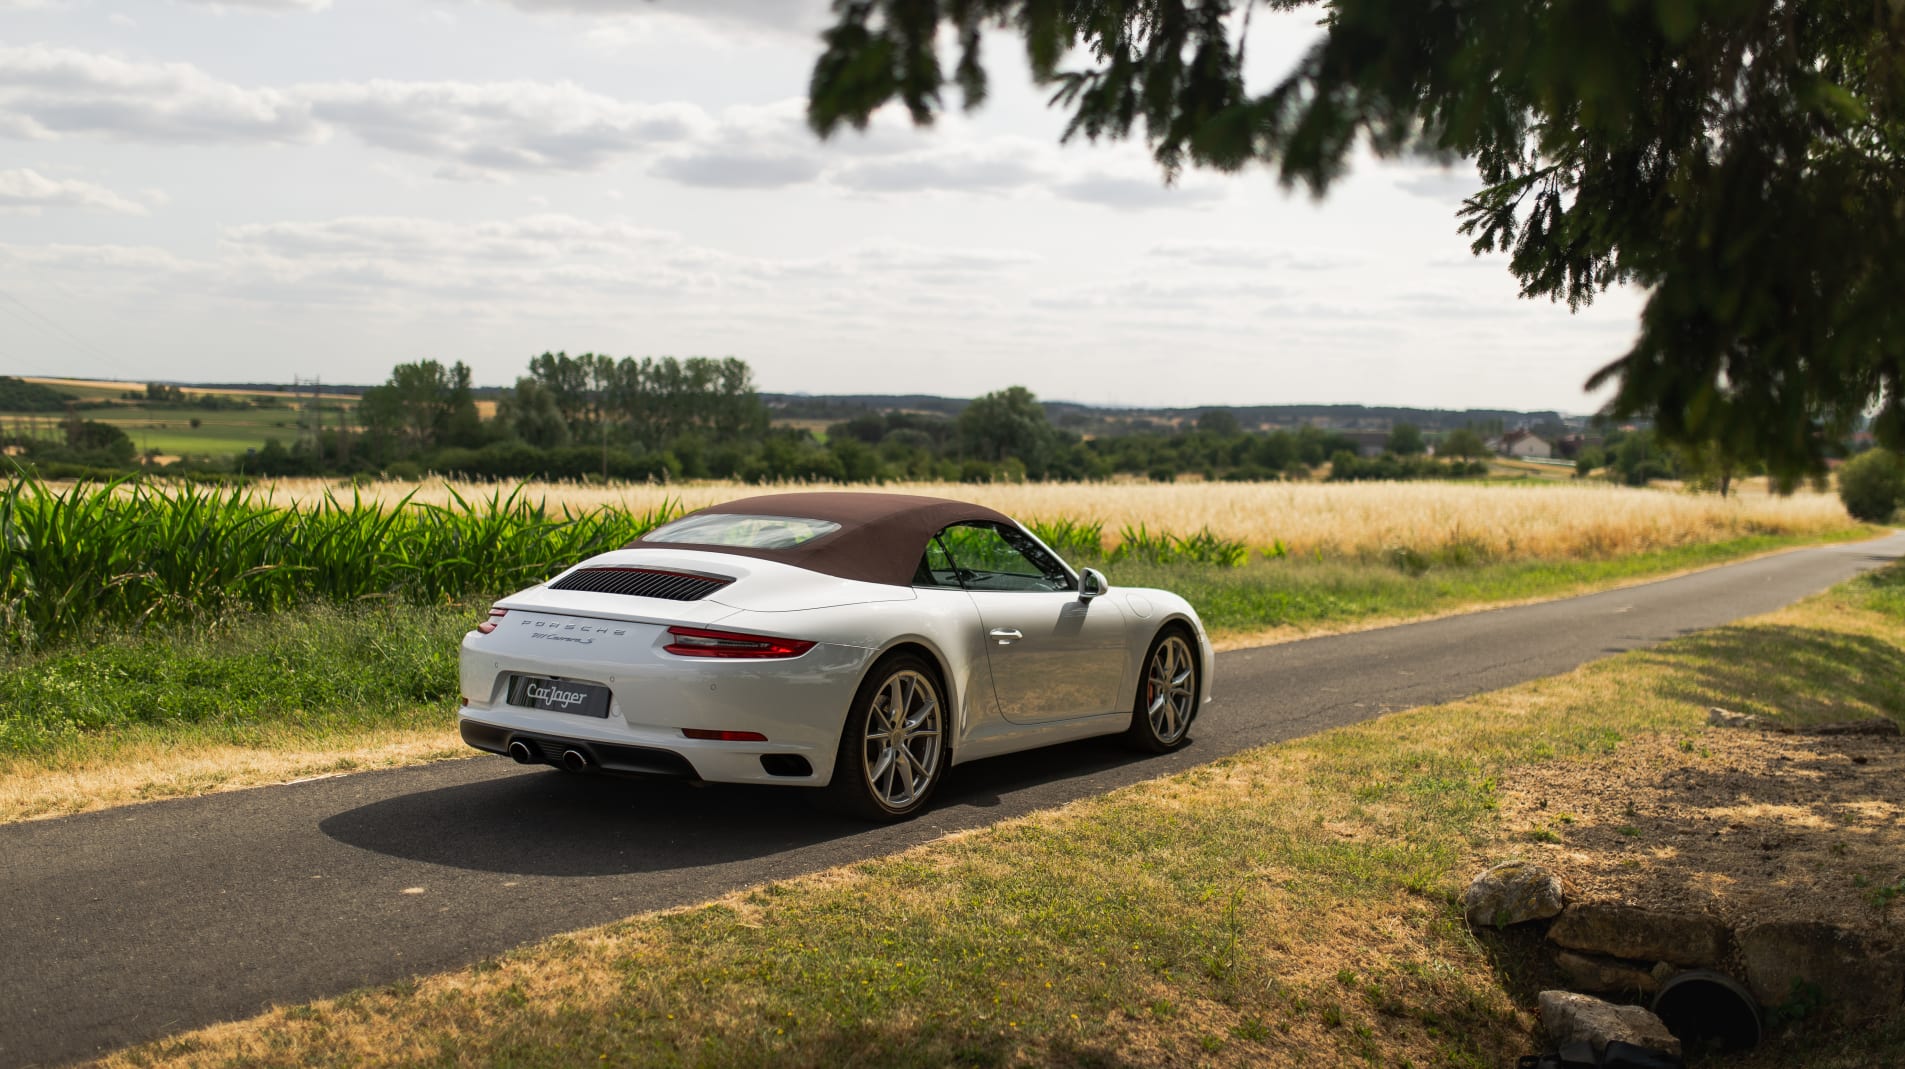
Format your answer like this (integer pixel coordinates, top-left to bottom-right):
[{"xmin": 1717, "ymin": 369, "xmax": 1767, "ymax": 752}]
[{"xmin": 989, "ymin": 628, "xmax": 1023, "ymax": 643}]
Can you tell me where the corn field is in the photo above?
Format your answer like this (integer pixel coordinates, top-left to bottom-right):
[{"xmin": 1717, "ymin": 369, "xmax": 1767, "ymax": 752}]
[
  {"xmin": 2, "ymin": 474, "xmax": 1857, "ymax": 650},
  {"xmin": 0, "ymin": 479, "xmax": 678, "ymax": 649}
]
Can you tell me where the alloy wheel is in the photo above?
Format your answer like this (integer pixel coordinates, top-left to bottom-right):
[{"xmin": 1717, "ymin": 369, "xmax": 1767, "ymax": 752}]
[
  {"xmin": 1144, "ymin": 634, "xmax": 1196, "ymax": 745},
  {"xmin": 861, "ymin": 668, "xmax": 943, "ymax": 810}
]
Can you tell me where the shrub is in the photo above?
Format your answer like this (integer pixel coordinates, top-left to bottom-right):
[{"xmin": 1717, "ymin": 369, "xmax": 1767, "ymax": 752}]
[{"xmin": 1838, "ymin": 449, "xmax": 1904, "ymax": 523}]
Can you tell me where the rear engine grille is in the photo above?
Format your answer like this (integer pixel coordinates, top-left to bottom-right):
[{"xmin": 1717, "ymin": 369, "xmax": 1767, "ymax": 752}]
[{"xmin": 550, "ymin": 567, "xmax": 732, "ymax": 601}]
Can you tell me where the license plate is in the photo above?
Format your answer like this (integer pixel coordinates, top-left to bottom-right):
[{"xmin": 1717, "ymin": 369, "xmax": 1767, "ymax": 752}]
[{"xmin": 506, "ymin": 675, "xmax": 611, "ymax": 718}]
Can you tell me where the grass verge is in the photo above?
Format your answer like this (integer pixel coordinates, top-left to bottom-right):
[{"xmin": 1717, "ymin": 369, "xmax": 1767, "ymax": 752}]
[
  {"xmin": 1112, "ymin": 528, "xmax": 1877, "ymax": 648},
  {"xmin": 0, "ymin": 528, "xmax": 1880, "ymax": 824},
  {"xmin": 96, "ymin": 563, "xmax": 1905, "ymax": 1069},
  {"xmin": 0, "ymin": 603, "xmax": 473, "ymax": 821}
]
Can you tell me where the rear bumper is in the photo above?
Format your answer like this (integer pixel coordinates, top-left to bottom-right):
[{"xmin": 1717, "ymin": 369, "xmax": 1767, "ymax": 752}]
[
  {"xmin": 459, "ymin": 720, "xmax": 703, "ymax": 779},
  {"xmin": 457, "ymin": 619, "xmax": 878, "ymax": 785}
]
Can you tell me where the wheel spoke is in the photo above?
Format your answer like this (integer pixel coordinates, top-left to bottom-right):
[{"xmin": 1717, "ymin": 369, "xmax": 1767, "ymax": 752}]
[
  {"xmin": 867, "ymin": 745, "xmax": 895, "ymax": 784},
  {"xmin": 902, "ymin": 697, "xmax": 937, "ymax": 733},
  {"xmin": 894, "ymin": 749, "xmax": 917, "ymax": 800}
]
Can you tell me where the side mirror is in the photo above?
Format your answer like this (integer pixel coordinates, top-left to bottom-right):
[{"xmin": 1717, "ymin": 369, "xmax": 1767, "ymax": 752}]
[{"xmin": 1078, "ymin": 567, "xmax": 1109, "ymax": 600}]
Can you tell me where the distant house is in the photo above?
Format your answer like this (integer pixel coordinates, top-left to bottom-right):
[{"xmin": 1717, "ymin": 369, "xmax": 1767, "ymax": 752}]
[{"xmin": 1491, "ymin": 429, "xmax": 1553, "ymax": 459}]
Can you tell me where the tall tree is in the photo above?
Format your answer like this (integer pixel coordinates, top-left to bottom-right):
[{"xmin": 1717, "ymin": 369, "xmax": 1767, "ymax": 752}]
[
  {"xmin": 808, "ymin": 1, "xmax": 1905, "ymax": 481},
  {"xmin": 958, "ymin": 385, "xmax": 1057, "ymax": 472},
  {"xmin": 358, "ymin": 360, "xmax": 480, "ymax": 454},
  {"xmin": 498, "ymin": 377, "xmax": 572, "ymax": 449}
]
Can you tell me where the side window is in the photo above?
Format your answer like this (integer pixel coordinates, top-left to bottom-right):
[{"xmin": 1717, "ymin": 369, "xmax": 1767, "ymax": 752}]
[
  {"xmin": 934, "ymin": 523, "xmax": 1074, "ymax": 593},
  {"xmin": 914, "ymin": 537, "xmax": 960, "ymax": 587}
]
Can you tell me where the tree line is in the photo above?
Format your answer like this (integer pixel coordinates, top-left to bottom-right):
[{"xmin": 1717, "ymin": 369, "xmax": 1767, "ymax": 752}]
[
  {"xmin": 4, "ymin": 359, "xmax": 1504, "ymax": 484},
  {"xmin": 318, "ymin": 366, "xmax": 1493, "ymax": 484}
]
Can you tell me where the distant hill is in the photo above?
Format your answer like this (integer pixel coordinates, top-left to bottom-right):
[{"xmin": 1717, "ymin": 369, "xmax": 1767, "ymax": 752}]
[
  {"xmin": 764, "ymin": 394, "xmax": 1573, "ymax": 434},
  {"xmin": 0, "ymin": 376, "xmax": 75, "ymax": 412}
]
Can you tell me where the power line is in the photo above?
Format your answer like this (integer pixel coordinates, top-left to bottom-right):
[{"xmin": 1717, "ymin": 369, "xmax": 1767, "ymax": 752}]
[{"xmin": 0, "ymin": 283, "xmax": 134, "ymax": 378}]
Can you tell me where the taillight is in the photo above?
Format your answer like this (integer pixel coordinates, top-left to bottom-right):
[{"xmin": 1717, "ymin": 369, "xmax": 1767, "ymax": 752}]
[
  {"xmin": 682, "ymin": 728, "xmax": 769, "ymax": 742},
  {"xmin": 663, "ymin": 626, "xmax": 814, "ymax": 659},
  {"xmin": 477, "ymin": 608, "xmax": 506, "ymax": 634}
]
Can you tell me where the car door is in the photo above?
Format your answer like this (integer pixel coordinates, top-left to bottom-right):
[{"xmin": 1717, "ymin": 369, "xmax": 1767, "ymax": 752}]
[{"xmin": 933, "ymin": 522, "xmax": 1129, "ymax": 724}]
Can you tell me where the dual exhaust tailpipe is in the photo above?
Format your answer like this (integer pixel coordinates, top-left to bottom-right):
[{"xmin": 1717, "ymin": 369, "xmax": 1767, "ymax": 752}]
[{"xmin": 507, "ymin": 738, "xmax": 590, "ymax": 773}]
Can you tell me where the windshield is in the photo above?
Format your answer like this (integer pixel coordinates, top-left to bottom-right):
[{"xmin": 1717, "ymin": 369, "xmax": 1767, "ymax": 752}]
[{"xmin": 643, "ymin": 513, "xmax": 842, "ymax": 550}]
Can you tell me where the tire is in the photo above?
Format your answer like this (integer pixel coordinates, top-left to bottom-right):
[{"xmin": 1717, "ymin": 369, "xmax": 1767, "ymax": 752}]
[
  {"xmin": 820, "ymin": 652, "xmax": 948, "ymax": 821},
  {"xmin": 1125, "ymin": 627, "xmax": 1198, "ymax": 753}
]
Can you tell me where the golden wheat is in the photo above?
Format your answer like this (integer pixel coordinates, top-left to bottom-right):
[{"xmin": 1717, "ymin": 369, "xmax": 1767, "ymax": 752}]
[{"xmin": 249, "ymin": 478, "xmax": 1854, "ymax": 562}]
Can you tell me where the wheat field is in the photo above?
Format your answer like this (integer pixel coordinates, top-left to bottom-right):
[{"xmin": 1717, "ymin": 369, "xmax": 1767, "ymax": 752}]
[{"xmin": 251, "ymin": 478, "xmax": 1855, "ymax": 562}]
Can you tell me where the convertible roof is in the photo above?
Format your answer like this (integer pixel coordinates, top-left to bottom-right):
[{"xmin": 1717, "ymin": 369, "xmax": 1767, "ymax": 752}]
[{"xmin": 624, "ymin": 491, "xmax": 1016, "ymax": 586}]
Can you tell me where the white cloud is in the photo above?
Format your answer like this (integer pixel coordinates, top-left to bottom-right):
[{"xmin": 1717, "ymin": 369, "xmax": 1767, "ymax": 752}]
[
  {"xmin": 0, "ymin": 43, "xmax": 320, "ymax": 143},
  {"xmin": 178, "ymin": 0, "xmax": 333, "ymax": 11},
  {"xmin": 1393, "ymin": 166, "xmax": 1481, "ymax": 201},
  {"xmin": 1149, "ymin": 240, "xmax": 1281, "ymax": 269},
  {"xmin": 303, "ymin": 80, "xmax": 703, "ymax": 175},
  {"xmin": 497, "ymin": 0, "xmax": 829, "ymax": 34},
  {"xmin": 0, "ymin": 46, "xmax": 709, "ymax": 175},
  {"xmin": 1149, "ymin": 240, "xmax": 1363, "ymax": 271},
  {"xmin": 833, "ymin": 139, "xmax": 1047, "ymax": 195},
  {"xmin": 220, "ymin": 213, "xmax": 676, "ymax": 264},
  {"xmin": 0, "ymin": 241, "xmax": 198, "ymax": 273},
  {"xmin": 0, "ymin": 167, "xmax": 150, "ymax": 214},
  {"xmin": 1056, "ymin": 174, "xmax": 1225, "ymax": 211}
]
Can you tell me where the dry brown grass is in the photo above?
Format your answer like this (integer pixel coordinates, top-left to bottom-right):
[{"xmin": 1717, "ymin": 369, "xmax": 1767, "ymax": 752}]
[
  {"xmin": 0, "ymin": 728, "xmax": 465, "ymax": 824},
  {"xmin": 253, "ymin": 477, "xmax": 1852, "ymax": 562}
]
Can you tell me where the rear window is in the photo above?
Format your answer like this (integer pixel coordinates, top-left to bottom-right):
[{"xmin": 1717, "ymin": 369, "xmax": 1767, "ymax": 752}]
[{"xmin": 643, "ymin": 513, "xmax": 841, "ymax": 550}]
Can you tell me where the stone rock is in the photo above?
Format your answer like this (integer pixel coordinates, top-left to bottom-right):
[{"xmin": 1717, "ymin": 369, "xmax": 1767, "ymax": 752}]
[
  {"xmin": 1462, "ymin": 860, "xmax": 1568, "ymax": 928},
  {"xmin": 1737, "ymin": 921, "xmax": 1905, "ymax": 1021},
  {"xmin": 1539, "ymin": 990, "xmax": 1682, "ymax": 1057},
  {"xmin": 1708, "ymin": 707, "xmax": 1764, "ymax": 730},
  {"xmin": 1548, "ymin": 903, "xmax": 1728, "ymax": 967},
  {"xmin": 1555, "ymin": 950, "xmax": 1661, "ymax": 996}
]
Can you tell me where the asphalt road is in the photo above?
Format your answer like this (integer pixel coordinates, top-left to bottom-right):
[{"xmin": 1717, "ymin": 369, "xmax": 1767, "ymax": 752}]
[{"xmin": 4, "ymin": 532, "xmax": 1901, "ymax": 1068}]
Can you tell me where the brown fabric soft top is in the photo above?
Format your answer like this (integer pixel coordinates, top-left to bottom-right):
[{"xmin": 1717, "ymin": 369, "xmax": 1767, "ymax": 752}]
[{"xmin": 622, "ymin": 491, "xmax": 1017, "ymax": 587}]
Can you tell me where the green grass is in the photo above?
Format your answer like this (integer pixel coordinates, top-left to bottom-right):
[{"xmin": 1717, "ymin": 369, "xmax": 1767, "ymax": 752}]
[
  {"xmin": 1104, "ymin": 529, "xmax": 1877, "ymax": 636},
  {"xmin": 97, "ymin": 564, "xmax": 1905, "ymax": 1069},
  {"xmin": 0, "ymin": 601, "xmax": 470, "ymax": 759}
]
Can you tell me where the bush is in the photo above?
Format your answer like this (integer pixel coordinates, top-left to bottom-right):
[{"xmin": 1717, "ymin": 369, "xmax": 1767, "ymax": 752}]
[{"xmin": 1838, "ymin": 449, "xmax": 1904, "ymax": 523}]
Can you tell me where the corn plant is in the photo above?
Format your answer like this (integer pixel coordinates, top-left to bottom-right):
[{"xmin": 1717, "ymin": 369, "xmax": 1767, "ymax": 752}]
[
  {"xmin": 1027, "ymin": 517, "xmax": 1105, "ymax": 561},
  {"xmin": 1109, "ymin": 524, "xmax": 1248, "ymax": 568},
  {"xmin": 0, "ymin": 475, "xmax": 680, "ymax": 650}
]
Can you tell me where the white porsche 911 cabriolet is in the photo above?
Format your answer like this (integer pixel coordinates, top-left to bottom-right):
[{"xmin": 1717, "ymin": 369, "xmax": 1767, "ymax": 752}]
[{"xmin": 459, "ymin": 492, "xmax": 1213, "ymax": 819}]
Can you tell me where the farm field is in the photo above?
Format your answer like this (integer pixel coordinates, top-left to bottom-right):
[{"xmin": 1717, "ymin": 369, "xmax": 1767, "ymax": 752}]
[
  {"xmin": 6, "ymin": 377, "xmax": 355, "ymax": 459},
  {"xmin": 0, "ymin": 475, "xmax": 1876, "ymax": 821},
  {"xmin": 88, "ymin": 563, "xmax": 1905, "ymax": 1069},
  {"xmin": 253, "ymin": 477, "xmax": 1856, "ymax": 562}
]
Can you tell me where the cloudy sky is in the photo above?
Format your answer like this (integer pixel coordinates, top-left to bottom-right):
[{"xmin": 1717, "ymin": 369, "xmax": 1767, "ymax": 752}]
[{"xmin": 0, "ymin": 0, "xmax": 1644, "ymax": 411}]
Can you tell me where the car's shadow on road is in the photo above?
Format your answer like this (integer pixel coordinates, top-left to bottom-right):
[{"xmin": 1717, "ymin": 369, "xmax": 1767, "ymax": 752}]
[{"xmin": 320, "ymin": 736, "xmax": 1171, "ymax": 877}]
